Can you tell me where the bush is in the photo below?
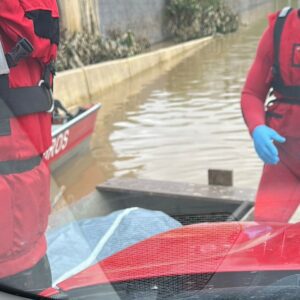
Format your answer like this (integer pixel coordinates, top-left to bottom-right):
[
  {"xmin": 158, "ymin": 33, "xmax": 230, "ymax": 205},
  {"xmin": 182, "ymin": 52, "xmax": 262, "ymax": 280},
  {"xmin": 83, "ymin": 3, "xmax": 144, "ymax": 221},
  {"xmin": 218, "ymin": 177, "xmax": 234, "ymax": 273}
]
[
  {"xmin": 166, "ymin": 0, "xmax": 239, "ymax": 42},
  {"xmin": 56, "ymin": 29, "xmax": 151, "ymax": 72},
  {"xmin": 56, "ymin": 0, "xmax": 238, "ymax": 71},
  {"xmin": 213, "ymin": 2, "xmax": 239, "ymax": 34},
  {"xmin": 166, "ymin": 0, "xmax": 202, "ymax": 41}
]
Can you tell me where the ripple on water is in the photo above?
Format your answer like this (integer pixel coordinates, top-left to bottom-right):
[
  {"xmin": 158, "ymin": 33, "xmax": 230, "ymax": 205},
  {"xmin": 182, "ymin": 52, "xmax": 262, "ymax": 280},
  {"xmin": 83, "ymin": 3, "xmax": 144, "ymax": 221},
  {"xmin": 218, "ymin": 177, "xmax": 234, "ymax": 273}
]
[
  {"xmin": 56, "ymin": 13, "xmax": 269, "ymax": 195},
  {"xmin": 107, "ymin": 20, "xmax": 267, "ymax": 189}
]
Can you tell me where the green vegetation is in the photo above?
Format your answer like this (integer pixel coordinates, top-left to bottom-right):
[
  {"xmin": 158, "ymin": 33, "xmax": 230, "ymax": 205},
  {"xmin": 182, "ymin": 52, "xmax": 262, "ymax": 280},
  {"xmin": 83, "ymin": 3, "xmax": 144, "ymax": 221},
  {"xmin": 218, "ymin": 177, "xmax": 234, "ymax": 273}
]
[
  {"xmin": 166, "ymin": 0, "xmax": 239, "ymax": 41},
  {"xmin": 56, "ymin": 29, "xmax": 150, "ymax": 72},
  {"xmin": 57, "ymin": 0, "xmax": 239, "ymax": 71}
]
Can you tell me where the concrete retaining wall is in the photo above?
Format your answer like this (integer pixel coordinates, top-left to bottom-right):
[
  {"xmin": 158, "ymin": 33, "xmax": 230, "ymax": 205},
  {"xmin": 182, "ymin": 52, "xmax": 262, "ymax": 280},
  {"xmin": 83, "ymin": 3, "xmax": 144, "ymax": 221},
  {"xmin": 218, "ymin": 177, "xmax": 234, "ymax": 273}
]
[
  {"xmin": 97, "ymin": 0, "xmax": 273, "ymax": 44},
  {"xmin": 58, "ymin": 0, "xmax": 99, "ymax": 32},
  {"xmin": 224, "ymin": 0, "xmax": 272, "ymax": 14},
  {"xmin": 97, "ymin": 0, "xmax": 167, "ymax": 44},
  {"xmin": 55, "ymin": 0, "xmax": 275, "ymax": 108},
  {"xmin": 54, "ymin": 37, "xmax": 212, "ymax": 108},
  {"xmin": 58, "ymin": 0, "xmax": 274, "ymax": 43}
]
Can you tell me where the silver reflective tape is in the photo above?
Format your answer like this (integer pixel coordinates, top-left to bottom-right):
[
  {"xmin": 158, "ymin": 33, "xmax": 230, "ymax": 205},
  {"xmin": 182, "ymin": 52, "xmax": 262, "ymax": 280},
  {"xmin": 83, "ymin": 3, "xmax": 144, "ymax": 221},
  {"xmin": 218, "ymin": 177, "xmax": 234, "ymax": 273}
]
[
  {"xmin": 279, "ymin": 6, "xmax": 291, "ymax": 18},
  {"xmin": 0, "ymin": 40, "xmax": 9, "ymax": 75}
]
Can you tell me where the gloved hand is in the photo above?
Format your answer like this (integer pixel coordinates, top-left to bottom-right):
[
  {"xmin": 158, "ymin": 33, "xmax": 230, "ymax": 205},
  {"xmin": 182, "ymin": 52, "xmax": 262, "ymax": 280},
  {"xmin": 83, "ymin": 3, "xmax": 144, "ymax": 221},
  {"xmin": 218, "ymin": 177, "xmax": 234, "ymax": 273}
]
[{"xmin": 252, "ymin": 125, "xmax": 286, "ymax": 165}]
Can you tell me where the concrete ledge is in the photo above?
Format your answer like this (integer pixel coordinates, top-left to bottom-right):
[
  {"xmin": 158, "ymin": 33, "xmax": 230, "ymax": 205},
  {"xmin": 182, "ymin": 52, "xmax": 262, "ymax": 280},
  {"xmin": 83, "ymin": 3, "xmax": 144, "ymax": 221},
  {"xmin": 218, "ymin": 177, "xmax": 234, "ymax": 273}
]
[
  {"xmin": 54, "ymin": 68, "xmax": 90, "ymax": 108},
  {"xmin": 54, "ymin": 37, "xmax": 213, "ymax": 108},
  {"xmin": 126, "ymin": 51, "xmax": 161, "ymax": 78},
  {"xmin": 54, "ymin": 36, "xmax": 213, "ymax": 108},
  {"xmin": 83, "ymin": 59, "xmax": 131, "ymax": 101}
]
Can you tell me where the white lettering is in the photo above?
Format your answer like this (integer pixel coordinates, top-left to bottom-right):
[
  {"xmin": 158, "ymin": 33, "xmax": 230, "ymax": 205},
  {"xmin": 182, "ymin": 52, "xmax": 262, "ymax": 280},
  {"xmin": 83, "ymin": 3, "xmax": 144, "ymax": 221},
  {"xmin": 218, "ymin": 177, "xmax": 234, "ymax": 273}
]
[
  {"xmin": 43, "ymin": 130, "xmax": 70, "ymax": 161},
  {"xmin": 55, "ymin": 134, "xmax": 64, "ymax": 155},
  {"xmin": 62, "ymin": 130, "xmax": 70, "ymax": 151}
]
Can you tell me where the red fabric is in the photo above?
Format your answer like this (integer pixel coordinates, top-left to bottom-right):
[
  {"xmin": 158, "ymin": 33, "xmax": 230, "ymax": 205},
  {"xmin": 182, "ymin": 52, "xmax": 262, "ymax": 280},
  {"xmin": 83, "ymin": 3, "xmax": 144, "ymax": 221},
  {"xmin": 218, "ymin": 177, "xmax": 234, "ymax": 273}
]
[
  {"xmin": 278, "ymin": 9, "xmax": 300, "ymax": 87},
  {"xmin": 242, "ymin": 9, "xmax": 300, "ymax": 222},
  {"xmin": 255, "ymin": 162, "xmax": 300, "ymax": 222},
  {"xmin": 255, "ymin": 135, "xmax": 300, "ymax": 222},
  {"xmin": 241, "ymin": 9, "xmax": 300, "ymax": 135},
  {"xmin": 0, "ymin": 0, "xmax": 58, "ymax": 278},
  {"xmin": 0, "ymin": 0, "xmax": 58, "ymax": 154},
  {"xmin": 0, "ymin": 161, "xmax": 50, "ymax": 278},
  {"xmin": 241, "ymin": 15, "xmax": 274, "ymax": 134}
]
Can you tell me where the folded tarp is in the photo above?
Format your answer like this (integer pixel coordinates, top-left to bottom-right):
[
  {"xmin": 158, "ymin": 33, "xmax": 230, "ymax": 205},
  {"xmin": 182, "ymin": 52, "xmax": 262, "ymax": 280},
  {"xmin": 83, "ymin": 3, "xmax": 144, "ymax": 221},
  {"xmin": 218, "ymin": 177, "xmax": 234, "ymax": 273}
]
[{"xmin": 46, "ymin": 208, "xmax": 182, "ymax": 286}]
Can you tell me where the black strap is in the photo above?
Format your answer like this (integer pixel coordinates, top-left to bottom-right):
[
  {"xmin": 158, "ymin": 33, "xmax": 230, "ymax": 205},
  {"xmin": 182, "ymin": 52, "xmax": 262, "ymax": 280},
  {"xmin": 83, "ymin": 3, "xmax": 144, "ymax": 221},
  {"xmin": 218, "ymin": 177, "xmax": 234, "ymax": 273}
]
[
  {"xmin": 272, "ymin": 7, "xmax": 300, "ymax": 98},
  {"xmin": 42, "ymin": 61, "xmax": 56, "ymax": 90},
  {"xmin": 8, "ymin": 85, "xmax": 53, "ymax": 116},
  {"xmin": 0, "ymin": 156, "xmax": 41, "ymax": 175},
  {"xmin": 0, "ymin": 75, "xmax": 13, "ymax": 136},
  {"xmin": 5, "ymin": 38, "xmax": 33, "ymax": 68},
  {"xmin": 0, "ymin": 39, "xmax": 55, "ymax": 136},
  {"xmin": 277, "ymin": 98, "xmax": 300, "ymax": 105},
  {"xmin": 0, "ymin": 38, "xmax": 55, "ymax": 119},
  {"xmin": 273, "ymin": 7, "xmax": 292, "ymax": 75},
  {"xmin": 0, "ymin": 69, "xmax": 54, "ymax": 137},
  {"xmin": 0, "ymin": 75, "xmax": 53, "ymax": 118},
  {"xmin": 266, "ymin": 111, "xmax": 283, "ymax": 119},
  {"xmin": 54, "ymin": 99, "xmax": 74, "ymax": 119}
]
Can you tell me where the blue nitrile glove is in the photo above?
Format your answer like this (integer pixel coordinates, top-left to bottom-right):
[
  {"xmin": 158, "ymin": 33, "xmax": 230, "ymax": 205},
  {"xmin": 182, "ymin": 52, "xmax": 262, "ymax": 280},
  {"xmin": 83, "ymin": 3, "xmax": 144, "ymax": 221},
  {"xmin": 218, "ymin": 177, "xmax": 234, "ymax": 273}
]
[{"xmin": 252, "ymin": 125, "xmax": 286, "ymax": 165}]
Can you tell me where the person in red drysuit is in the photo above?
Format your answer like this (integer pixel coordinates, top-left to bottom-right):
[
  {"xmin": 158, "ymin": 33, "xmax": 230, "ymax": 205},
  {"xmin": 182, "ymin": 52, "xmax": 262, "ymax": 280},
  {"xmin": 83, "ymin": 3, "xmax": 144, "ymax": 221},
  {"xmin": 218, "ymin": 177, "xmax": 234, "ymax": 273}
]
[
  {"xmin": 241, "ymin": 7, "xmax": 300, "ymax": 223},
  {"xmin": 0, "ymin": 0, "xmax": 59, "ymax": 292}
]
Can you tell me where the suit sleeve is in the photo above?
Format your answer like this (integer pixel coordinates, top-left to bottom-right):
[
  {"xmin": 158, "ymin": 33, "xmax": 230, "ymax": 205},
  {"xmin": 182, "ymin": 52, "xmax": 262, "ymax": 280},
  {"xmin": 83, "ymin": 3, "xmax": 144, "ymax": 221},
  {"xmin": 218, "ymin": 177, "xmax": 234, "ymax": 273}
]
[
  {"xmin": 0, "ymin": 0, "xmax": 57, "ymax": 64},
  {"xmin": 241, "ymin": 26, "xmax": 274, "ymax": 135}
]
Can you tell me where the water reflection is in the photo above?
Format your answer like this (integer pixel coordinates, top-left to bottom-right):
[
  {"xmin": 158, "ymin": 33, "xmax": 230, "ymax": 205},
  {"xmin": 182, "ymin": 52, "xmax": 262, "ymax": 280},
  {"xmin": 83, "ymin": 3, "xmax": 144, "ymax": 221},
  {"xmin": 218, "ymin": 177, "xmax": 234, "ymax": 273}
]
[
  {"xmin": 54, "ymin": 2, "xmax": 290, "ymax": 204},
  {"xmin": 102, "ymin": 21, "xmax": 268, "ymax": 187}
]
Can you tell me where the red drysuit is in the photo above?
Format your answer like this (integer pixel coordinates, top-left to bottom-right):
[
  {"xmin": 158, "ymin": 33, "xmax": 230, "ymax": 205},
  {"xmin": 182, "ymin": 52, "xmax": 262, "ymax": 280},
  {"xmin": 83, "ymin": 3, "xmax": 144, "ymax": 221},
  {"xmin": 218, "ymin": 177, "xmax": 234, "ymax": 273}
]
[
  {"xmin": 241, "ymin": 8, "xmax": 300, "ymax": 222},
  {"xmin": 0, "ymin": 0, "xmax": 59, "ymax": 278}
]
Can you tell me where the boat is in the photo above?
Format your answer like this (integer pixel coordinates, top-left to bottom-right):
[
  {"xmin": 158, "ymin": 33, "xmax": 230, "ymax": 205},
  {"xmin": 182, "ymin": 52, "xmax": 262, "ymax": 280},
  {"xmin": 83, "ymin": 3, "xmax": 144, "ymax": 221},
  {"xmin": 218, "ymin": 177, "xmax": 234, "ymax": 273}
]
[
  {"xmin": 43, "ymin": 220, "xmax": 300, "ymax": 299},
  {"xmin": 44, "ymin": 179, "xmax": 286, "ymax": 299},
  {"xmin": 33, "ymin": 178, "xmax": 300, "ymax": 299},
  {"xmin": 43, "ymin": 101, "xmax": 101, "ymax": 170}
]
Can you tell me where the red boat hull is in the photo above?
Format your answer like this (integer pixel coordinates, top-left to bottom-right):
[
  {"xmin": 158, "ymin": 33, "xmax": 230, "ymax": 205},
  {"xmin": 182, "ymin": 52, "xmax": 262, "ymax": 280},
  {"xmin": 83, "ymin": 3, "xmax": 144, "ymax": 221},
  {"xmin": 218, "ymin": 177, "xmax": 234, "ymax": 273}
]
[
  {"xmin": 41, "ymin": 221, "xmax": 300, "ymax": 297},
  {"xmin": 43, "ymin": 104, "xmax": 101, "ymax": 169}
]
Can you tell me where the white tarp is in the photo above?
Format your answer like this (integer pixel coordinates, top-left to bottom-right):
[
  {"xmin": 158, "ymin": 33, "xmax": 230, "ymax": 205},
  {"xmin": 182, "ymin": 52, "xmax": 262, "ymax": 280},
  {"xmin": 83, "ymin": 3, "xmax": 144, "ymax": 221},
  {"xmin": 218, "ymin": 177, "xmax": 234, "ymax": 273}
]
[{"xmin": 46, "ymin": 208, "xmax": 182, "ymax": 286}]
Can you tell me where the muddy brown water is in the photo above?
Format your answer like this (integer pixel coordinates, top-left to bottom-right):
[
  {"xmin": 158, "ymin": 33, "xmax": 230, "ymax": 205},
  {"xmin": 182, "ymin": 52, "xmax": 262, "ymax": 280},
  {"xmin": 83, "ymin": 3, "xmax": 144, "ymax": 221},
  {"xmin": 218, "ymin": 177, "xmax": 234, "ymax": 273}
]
[{"xmin": 52, "ymin": 1, "xmax": 291, "ymax": 207}]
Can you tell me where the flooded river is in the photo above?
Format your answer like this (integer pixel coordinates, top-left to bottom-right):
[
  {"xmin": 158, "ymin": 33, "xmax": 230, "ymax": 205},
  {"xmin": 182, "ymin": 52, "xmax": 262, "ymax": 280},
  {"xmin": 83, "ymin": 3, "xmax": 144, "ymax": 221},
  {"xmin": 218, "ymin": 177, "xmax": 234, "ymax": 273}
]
[{"xmin": 52, "ymin": 1, "xmax": 291, "ymax": 204}]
